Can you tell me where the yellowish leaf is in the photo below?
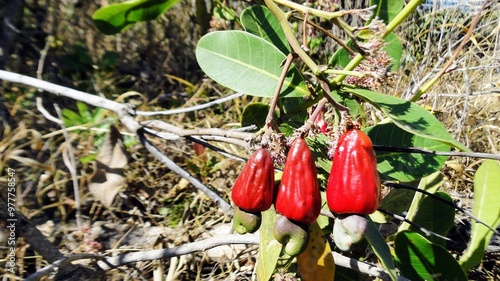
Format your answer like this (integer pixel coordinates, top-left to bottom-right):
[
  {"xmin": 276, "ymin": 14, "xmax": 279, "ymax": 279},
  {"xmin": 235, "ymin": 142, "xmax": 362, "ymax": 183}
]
[{"xmin": 297, "ymin": 222, "xmax": 335, "ymax": 281}]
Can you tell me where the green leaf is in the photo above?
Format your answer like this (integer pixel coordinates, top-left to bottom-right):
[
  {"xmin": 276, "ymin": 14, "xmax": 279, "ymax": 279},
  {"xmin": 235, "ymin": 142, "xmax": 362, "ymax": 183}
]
[
  {"xmin": 344, "ymin": 88, "xmax": 469, "ymax": 151},
  {"xmin": 410, "ymin": 192, "xmax": 455, "ymax": 247},
  {"xmin": 196, "ymin": 30, "xmax": 309, "ymax": 98},
  {"xmin": 241, "ymin": 103, "xmax": 270, "ymax": 130},
  {"xmin": 305, "ymin": 134, "xmax": 331, "ymax": 173},
  {"xmin": 398, "ymin": 172, "xmax": 443, "ymax": 233},
  {"xmin": 364, "ymin": 217, "xmax": 399, "ymax": 281},
  {"xmin": 395, "ymin": 231, "xmax": 468, "ymax": 281},
  {"xmin": 257, "ymin": 207, "xmax": 282, "ymax": 281},
  {"xmin": 240, "ymin": 5, "xmax": 290, "ymax": 54},
  {"xmin": 370, "ymin": 0, "xmax": 404, "ymax": 24},
  {"xmin": 92, "ymin": 0, "xmax": 180, "ymax": 35},
  {"xmin": 380, "ymin": 187, "xmax": 415, "ymax": 216},
  {"xmin": 62, "ymin": 108, "xmax": 83, "ymax": 126},
  {"xmin": 365, "ymin": 122, "xmax": 450, "ymax": 182},
  {"xmin": 384, "ymin": 33, "xmax": 403, "ymax": 70},
  {"xmin": 459, "ymin": 160, "xmax": 500, "ymax": 271}
]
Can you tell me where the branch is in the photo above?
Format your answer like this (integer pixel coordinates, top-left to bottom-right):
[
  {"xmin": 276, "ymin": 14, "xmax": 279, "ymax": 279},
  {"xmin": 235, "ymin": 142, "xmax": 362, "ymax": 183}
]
[
  {"xmin": 373, "ymin": 145, "xmax": 500, "ymax": 161},
  {"xmin": 137, "ymin": 129, "xmax": 232, "ymax": 212},
  {"xmin": 0, "ymin": 70, "xmax": 238, "ymax": 212},
  {"xmin": 0, "ymin": 70, "xmax": 141, "ymax": 133},
  {"xmin": 135, "ymin": 92, "xmax": 244, "ymax": 116},
  {"xmin": 26, "ymin": 233, "xmax": 402, "ymax": 280}
]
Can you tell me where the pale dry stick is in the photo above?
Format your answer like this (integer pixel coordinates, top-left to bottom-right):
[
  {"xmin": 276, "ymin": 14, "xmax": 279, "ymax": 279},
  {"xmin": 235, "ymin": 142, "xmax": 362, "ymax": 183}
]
[
  {"xmin": 0, "ymin": 70, "xmax": 235, "ymax": 211},
  {"xmin": 54, "ymin": 104, "xmax": 83, "ymax": 230},
  {"xmin": 456, "ymin": 66, "xmax": 472, "ymax": 141},
  {"xmin": 135, "ymin": 92, "xmax": 244, "ymax": 116},
  {"xmin": 141, "ymin": 119, "xmax": 254, "ymax": 141},
  {"xmin": 137, "ymin": 129, "xmax": 232, "ymax": 212},
  {"xmin": 24, "ymin": 253, "xmax": 109, "ymax": 281},
  {"xmin": 24, "ymin": 232, "xmax": 402, "ymax": 280},
  {"xmin": 410, "ymin": 0, "xmax": 490, "ymax": 102},
  {"xmin": 0, "ymin": 70, "xmax": 140, "ymax": 132},
  {"xmin": 36, "ymin": 97, "xmax": 64, "ymax": 125},
  {"xmin": 331, "ymin": 252, "xmax": 410, "ymax": 281}
]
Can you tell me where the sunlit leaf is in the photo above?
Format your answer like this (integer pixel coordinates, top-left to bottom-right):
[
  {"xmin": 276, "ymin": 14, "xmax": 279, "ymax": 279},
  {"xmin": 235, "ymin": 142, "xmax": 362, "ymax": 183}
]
[
  {"xmin": 240, "ymin": 5, "xmax": 290, "ymax": 54},
  {"xmin": 410, "ymin": 192, "xmax": 455, "ymax": 247},
  {"xmin": 241, "ymin": 103, "xmax": 270, "ymax": 130},
  {"xmin": 257, "ymin": 207, "xmax": 282, "ymax": 281},
  {"xmin": 365, "ymin": 123, "xmax": 450, "ymax": 181},
  {"xmin": 196, "ymin": 31, "xmax": 308, "ymax": 98},
  {"xmin": 395, "ymin": 231, "xmax": 468, "ymax": 281},
  {"xmin": 459, "ymin": 160, "xmax": 500, "ymax": 271},
  {"xmin": 297, "ymin": 222, "xmax": 335, "ymax": 280},
  {"xmin": 365, "ymin": 217, "xmax": 399, "ymax": 281},
  {"xmin": 92, "ymin": 0, "xmax": 180, "ymax": 35},
  {"xmin": 344, "ymin": 88, "xmax": 469, "ymax": 151}
]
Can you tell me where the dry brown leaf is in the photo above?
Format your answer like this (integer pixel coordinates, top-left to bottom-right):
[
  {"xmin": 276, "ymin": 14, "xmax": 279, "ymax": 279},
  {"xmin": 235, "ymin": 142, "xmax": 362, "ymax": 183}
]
[{"xmin": 89, "ymin": 125, "xmax": 128, "ymax": 208}]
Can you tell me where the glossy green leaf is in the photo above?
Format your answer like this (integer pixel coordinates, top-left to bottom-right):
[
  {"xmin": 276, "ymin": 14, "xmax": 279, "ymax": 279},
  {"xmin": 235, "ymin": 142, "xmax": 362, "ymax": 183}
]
[
  {"xmin": 459, "ymin": 160, "xmax": 500, "ymax": 271},
  {"xmin": 364, "ymin": 217, "xmax": 399, "ymax": 281},
  {"xmin": 241, "ymin": 103, "xmax": 270, "ymax": 130},
  {"xmin": 344, "ymin": 88, "xmax": 469, "ymax": 151},
  {"xmin": 370, "ymin": 0, "xmax": 404, "ymax": 24},
  {"xmin": 395, "ymin": 231, "xmax": 468, "ymax": 281},
  {"xmin": 92, "ymin": 0, "xmax": 180, "ymax": 35},
  {"xmin": 398, "ymin": 172, "xmax": 443, "ymax": 232},
  {"xmin": 257, "ymin": 207, "xmax": 282, "ymax": 281},
  {"xmin": 384, "ymin": 33, "xmax": 403, "ymax": 70},
  {"xmin": 305, "ymin": 134, "xmax": 331, "ymax": 173},
  {"xmin": 365, "ymin": 123, "xmax": 450, "ymax": 182},
  {"xmin": 240, "ymin": 5, "xmax": 290, "ymax": 54},
  {"xmin": 196, "ymin": 31, "xmax": 309, "ymax": 98},
  {"xmin": 410, "ymin": 192, "xmax": 455, "ymax": 247}
]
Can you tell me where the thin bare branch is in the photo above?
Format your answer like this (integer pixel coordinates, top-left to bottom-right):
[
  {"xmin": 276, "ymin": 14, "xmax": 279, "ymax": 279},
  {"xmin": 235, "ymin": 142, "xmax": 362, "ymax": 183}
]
[
  {"xmin": 138, "ymin": 129, "xmax": 232, "ymax": 212},
  {"xmin": 135, "ymin": 92, "xmax": 244, "ymax": 116}
]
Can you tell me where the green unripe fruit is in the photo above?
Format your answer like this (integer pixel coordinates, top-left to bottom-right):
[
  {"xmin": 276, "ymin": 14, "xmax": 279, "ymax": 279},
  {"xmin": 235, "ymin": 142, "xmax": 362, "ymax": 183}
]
[
  {"xmin": 273, "ymin": 215, "xmax": 310, "ymax": 256},
  {"xmin": 233, "ymin": 207, "xmax": 262, "ymax": 234},
  {"xmin": 333, "ymin": 214, "xmax": 367, "ymax": 251}
]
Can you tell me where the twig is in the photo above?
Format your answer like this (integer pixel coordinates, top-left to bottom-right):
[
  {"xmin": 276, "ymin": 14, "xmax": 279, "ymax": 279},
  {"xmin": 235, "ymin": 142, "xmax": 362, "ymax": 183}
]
[
  {"xmin": 300, "ymin": 97, "xmax": 328, "ymax": 134},
  {"xmin": 185, "ymin": 136, "xmax": 248, "ymax": 162},
  {"xmin": 410, "ymin": 0, "xmax": 488, "ymax": 101},
  {"xmin": 384, "ymin": 181, "xmax": 500, "ymax": 235},
  {"xmin": 378, "ymin": 208, "xmax": 453, "ymax": 241},
  {"xmin": 265, "ymin": 53, "xmax": 296, "ymax": 133},
  {"xmin": 99, "ymin": 234, "xmax": 258, "ymax": 270},
  {"xmin": 292, "ymin": 15, "xmax": 356, "ymax": 55},
  {"xmin": 373, "ymin": 145, "xmax": 500, "ymax": 160},
  {"xmin": 0, "ymin": 70, "xmax": 141, "ymax": 133},
  {"xmin": 263, "ymin": 0, "xmax": 320, "ymax": 74},
  {"xmin": 141, "ymin": 120, "xmax": 254, "ymax": 141},
  {"xmin": 54, "ymin": 104, "xmax": 83, "ymax": 230},
  {"xmin": 0, "ymin": 70, "xmax": 240, "ymax": 212},
  {"xmin": 137, "ymin": 129, "xmax": 232, "ymax": 212},
  {"xmin": 135, "ymin": 92, "xmax": 244, "ymax": 116},
  {"xmin": 24, "ymin": 254, "xmax": 108, "ymax": 281}
]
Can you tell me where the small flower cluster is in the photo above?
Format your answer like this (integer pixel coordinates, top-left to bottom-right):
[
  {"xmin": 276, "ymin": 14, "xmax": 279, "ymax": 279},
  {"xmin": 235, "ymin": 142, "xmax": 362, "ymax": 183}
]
[{"xmin": 345, "ymin": 49, "xmax": 393, "ymax": 90}]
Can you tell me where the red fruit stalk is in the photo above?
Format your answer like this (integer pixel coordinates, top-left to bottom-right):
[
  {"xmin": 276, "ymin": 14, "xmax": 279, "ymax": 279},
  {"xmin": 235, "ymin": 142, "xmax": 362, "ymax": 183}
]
[
  {"xmin": 231, "ymin": 148, "xmax": 275, "ymax": 212},
  {"xmin": 275, "ymin": 138, "xmax": 321, "ymax": 224},
  {"xmin": 327, "ymin": 128, "xmax": 381, "ymax": 215}
]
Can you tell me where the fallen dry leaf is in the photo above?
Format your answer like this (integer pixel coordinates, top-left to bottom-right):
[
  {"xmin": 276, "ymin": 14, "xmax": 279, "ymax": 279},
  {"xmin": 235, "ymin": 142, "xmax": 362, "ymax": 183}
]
[{"xmin": 89, "ymin": 125, "xmax": 128, "ymax": 208}]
